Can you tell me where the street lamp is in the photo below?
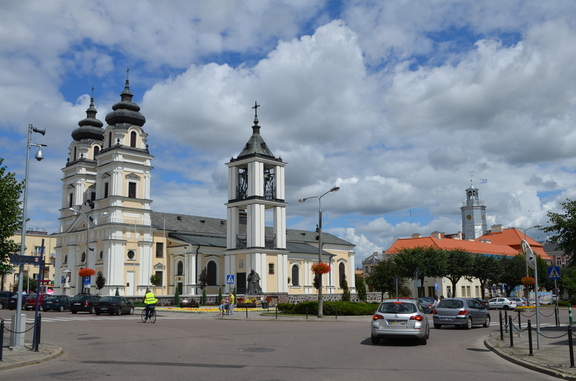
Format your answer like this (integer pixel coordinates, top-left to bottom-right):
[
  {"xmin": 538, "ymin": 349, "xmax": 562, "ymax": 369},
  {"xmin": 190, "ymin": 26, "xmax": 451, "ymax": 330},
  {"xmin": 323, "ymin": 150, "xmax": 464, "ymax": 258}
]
[
  {"xmin": 299, "ymin": 186, "xmax": 340, "ymax": 318},
  {"xmin": 521, "ymin": 224, "xmax": 542, "ymax": 349},
  {"xmin": 522, "ymin": 224, "xmax": 542, "ymax": 305},
  {"xmin": 13, "ymin": 124, "xmax": 46, "ymax": 348}
]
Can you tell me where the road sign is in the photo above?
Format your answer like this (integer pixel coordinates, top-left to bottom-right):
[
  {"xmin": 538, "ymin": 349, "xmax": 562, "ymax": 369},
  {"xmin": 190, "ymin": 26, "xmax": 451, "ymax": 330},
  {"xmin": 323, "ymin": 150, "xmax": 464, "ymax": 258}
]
[
  {"xmin": 521, "ymin": 240, "xmax": 535, "ymax": 270},
  {"xmin": 84, "ymin": 277, "xmax": 91, "ymax": 286},
  {"xmin": 226, "ymin": 275, "xmax": 235, "ymax": 284},
  {"xmin": 9, "ymin": 254, "xmax": 42, "ymax": 266},
  {"xmin": 548, "ymin": 266, "xmax": 561, "ymax": 280}
]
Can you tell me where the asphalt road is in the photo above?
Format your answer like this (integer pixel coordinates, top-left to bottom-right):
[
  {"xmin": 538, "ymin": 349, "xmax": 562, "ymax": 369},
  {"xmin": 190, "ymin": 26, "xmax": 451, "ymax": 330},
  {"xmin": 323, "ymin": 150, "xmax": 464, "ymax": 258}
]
[{"xmin": 0, "ymin": 309, "xmax": 560, "ymax": 381}]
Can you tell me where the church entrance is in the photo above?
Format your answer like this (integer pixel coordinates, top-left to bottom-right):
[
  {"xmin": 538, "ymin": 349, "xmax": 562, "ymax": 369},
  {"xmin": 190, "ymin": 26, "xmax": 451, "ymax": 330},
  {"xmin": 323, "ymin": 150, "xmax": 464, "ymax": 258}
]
[{"xmin": 237, "ymin": 272, "xmax": 246, "ymax": 294}]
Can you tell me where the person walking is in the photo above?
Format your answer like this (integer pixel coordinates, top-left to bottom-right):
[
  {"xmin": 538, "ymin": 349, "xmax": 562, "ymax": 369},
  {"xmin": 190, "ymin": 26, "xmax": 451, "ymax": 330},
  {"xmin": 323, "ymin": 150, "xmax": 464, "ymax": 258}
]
[
  {"xmin": 143, "ymin": 290, "xmax": 158, "ymax": 321},
  {"xmin": 228, "ymin": 292, "xmax": 235, "ymax": 315}
]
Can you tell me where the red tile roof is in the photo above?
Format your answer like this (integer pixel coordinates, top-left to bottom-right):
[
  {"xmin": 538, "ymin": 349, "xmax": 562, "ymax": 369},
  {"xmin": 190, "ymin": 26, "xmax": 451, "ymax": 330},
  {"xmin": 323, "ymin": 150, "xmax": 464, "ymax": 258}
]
[{"xmin": 477, "ymin": 228, "xmax": 550, "ymax": 260}]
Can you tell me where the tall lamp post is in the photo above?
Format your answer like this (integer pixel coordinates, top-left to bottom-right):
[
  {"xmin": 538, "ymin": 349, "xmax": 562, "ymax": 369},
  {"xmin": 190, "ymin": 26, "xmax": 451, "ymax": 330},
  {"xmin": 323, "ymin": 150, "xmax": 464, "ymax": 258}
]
[
  {"xmin": 13, "ymin": 124, "xmax": 46, "ymax": 347},
  {"xmin": 521, "ymin": 224, "xmax": 542, "ymax": 349},
  {"xmin": 522, "ymin": 224, "xmax": 541, "ymax": 306},
  {"xmin": 299, "ymin": 186, "xmax": 340, "ymax": 318}
]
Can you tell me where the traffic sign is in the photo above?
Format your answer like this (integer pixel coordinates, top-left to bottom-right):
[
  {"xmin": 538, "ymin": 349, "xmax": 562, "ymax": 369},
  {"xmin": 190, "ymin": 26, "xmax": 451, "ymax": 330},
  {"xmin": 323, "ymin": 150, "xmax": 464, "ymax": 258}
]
[
  {"xmin": 548, "ymin": 266, "xmax": 561, "ymax": 280},
  {"xmin": 226, "ymin": 275, "xmax": 235, "ymax": 284},
  {"xmin": 9, "ymin": 254, "xmax": 42, "ymax": 266},
  {"xmin": 521, "ymin": 240, "xmax": 535, "ymax": 270}
]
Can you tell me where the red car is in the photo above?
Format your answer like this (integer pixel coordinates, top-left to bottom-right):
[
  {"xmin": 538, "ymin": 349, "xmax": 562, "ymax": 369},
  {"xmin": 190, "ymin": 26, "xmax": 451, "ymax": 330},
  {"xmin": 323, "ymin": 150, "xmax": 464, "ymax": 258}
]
[{"xmin": 24, "ymin": 294, "xmax": 49, "ymax": 310}]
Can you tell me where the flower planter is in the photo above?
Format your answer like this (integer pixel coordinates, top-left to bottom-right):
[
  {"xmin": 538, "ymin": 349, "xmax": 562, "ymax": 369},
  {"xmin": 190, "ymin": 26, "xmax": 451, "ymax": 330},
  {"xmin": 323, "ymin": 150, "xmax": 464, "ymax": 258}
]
[{"xmin": 237, "ymin": 303, "xmax": 257, "ymax": 308}]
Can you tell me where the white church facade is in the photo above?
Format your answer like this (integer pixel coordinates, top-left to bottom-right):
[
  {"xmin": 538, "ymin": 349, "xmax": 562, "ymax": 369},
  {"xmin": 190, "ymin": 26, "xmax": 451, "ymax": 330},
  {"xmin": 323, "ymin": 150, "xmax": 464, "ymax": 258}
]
[{"xmin": 53, "ymin": 81, "xmax": 356, "ymax": 299}]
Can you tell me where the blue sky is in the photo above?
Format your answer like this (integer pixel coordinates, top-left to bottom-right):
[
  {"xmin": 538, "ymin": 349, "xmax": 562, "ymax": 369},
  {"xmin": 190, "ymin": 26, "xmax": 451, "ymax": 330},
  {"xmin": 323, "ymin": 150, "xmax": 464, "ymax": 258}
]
[{"xmin": 2, "ymin": 1, "xmax": 576, "ymax": 268}]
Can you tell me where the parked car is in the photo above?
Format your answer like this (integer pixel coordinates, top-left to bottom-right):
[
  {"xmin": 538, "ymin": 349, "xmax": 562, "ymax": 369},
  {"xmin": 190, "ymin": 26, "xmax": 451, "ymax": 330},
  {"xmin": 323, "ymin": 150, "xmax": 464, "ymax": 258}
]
[
  {"xmin": 488, "ymin": 297, "xmax": 517, "ymax": 310},
  {"xmin": 42, "ymin": 295, "xmax": 71, "ymax": 312},
  {"xmin": 508, "ymin": 297, "xmax": 527, "ymax": 307},
  {"xmin": 179, "ymin": 298, "xmax": 199, "ymax": 308},
  {"xmin": 8, "ymin": 294, "xmax": 28, "ymax": 310},
  {"xmin": 94, "ymin": 296, "xmax": 134, "ymax": 316},
  {"xmin": 0, "ymin": 291, "xmax": 16, "ymax": 309},
  {"xmin": 25, "ymin": 294, "xmax": 49, "ymax": 310},
  {"xmin": 69, "ymin": 294, "xmax": 101, "ymax": 314},
  {"xmin": 473, "ymin": 298, "xmax": 488, "ymax": 308},
  {"xmin": 433, "ymin": 298, "xmax": 491, "ymax": 329},
  {"xmin": 418, "ymin": 298, "xmax": 434, "ymax": 313},
  {"xmin": 371, "ymin": 299, "xmax": 430, "ymax": 345}
]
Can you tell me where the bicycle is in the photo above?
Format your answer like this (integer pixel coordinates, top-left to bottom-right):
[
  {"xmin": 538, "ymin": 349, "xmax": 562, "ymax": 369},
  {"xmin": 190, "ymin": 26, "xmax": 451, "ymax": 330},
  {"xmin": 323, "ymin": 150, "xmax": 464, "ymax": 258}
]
[{"xmin": 141, "ymin": 307, "xmax": 156, "ymax": 323}]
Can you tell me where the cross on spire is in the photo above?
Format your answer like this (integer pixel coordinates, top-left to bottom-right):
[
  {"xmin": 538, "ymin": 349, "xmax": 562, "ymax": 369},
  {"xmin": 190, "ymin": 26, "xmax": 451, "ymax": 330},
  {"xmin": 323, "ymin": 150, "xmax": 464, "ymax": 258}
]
[
  {"xmin": 126, "ymin": 67, "xmax": 130, "ymax": 80},
  {"xmin": 252, "ymin": 101, "xmax": 260, "ymax": 118}
]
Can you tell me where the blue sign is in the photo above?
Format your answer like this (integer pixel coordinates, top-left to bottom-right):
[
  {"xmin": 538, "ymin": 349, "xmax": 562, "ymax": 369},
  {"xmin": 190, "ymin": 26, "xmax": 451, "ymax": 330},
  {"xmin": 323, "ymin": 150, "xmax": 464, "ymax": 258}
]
[
  {"xmin": 226, "ymin": 275, "xmax": 235, "ymax": 284},
  {"xmin": 84, "ymin": 276, "xmax": 91, "ymax": 286},
  {"xmin": 61, "ymin": 276, "xmax": 66, "ymax": 284},
  {"xmin": 548, "ymin": 266, "xmax": 561, "ymax": 280}
]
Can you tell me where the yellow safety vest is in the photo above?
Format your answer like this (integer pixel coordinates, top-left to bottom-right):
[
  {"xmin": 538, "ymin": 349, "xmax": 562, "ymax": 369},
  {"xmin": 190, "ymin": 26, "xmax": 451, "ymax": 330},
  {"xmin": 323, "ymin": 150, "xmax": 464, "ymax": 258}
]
[{"xmin": 144, "ymin": 293, "xmax": 158, "ymax": 305}]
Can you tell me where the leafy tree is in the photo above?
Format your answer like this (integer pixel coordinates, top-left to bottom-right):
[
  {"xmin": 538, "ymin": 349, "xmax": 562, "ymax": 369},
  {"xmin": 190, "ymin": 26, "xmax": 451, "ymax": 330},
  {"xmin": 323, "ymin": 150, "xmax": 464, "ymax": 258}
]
[
  {"xmin": 393, "ymin": 247, "xmax": 447, "ymax": 297},
  {"xmin": 544, "ymin": 199, "xmax": 576, "ymax": 265},
  {"xmin": 355, "ymin": 274, "xmax": 367, "ymax": 302},
  {"xmin": 150, "ymin": 274, "xmax": 161, "ymax": 287},
  {"xmin": 365, "ymin": 258, "xmax": 410, "ymax": 301},
  {"xmin": 15, "ymin": 275, "xmax": 37, "ymax": 293},
  {"xmin": 0, "ymin": 262, "xmax": 15, "ymax": 291},
  {"xmin": 559, "ymin": 264, "xmax": 576, "ymax": 299},
  {"xmin": 173, "ymin": 287, "xmax": 180, "ymax": 306},
  {"xmin": 341, "ymin": 277, "xmax": 351, "ymax": 302},
  {"xmin": 115, "ymin": 287, "xmax": 120, "ymax": 296},
  {"xmin": 495, "ymin": 255, "xmax": 526, "ymax": 296},
  {"xmin": 201, "ymin": 288, "xmax": 207, "ymax": 305},
  {"xmin": 0, "ymin": 159, "xmax": 24, "ymax": 283},
  {"xmin": 198, "ymin": 268, "xmax": 208, "ymax": 290},
  {"xmin": 471, "ymin": 254, "xmax": 501, "ymax": 299},
  {"xmin": 95, "ymin": 272, "xmax": 106, "ymax": 294},
  {"xmin": 444, "ymin": 249, "xmax": 474, "ymax": 298}
]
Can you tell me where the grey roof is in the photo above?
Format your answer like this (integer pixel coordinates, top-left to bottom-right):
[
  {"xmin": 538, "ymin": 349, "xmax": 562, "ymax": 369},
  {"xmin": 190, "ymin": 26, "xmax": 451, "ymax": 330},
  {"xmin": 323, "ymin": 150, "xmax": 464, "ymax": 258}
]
[
  {"xmin": 235, "ymin": 118, "xmax": 276, "ymax": 160},
  {"xmin": 151, "ymin": 211, "xmax": 354, "ymax": 255}
]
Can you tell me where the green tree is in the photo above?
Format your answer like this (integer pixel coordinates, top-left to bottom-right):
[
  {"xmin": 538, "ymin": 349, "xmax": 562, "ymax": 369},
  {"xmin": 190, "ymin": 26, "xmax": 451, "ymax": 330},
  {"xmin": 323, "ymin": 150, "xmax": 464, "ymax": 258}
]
[
  {"xmin": 544, "ymin": 199, "xmax": 576, "ymax": 265},
  {"xmin": 559, "ymin": 265, "xmax": 576, "ymax": 299},
  {"xmin": 393, "ymin": 247, "xmax": 447, "ymax": 297},
  {"xmin": 355, "ymin": 274, "xmax": 367, "ymax": 302},
  {"xmin": 174, "ymin": 287, "xmax": 180, "ymax": 306},
  {"xmin": 95, "ymin": 272, "xmax": 106, "ymax": 294},
  {"xmin": 365, "ymin": 258, "xmax": 410, "ymax": 301},
  {"xmin": 495, "ymin": 255, "xmax": 526, "ymax": 296},
  {"xmin": 15, "ymin": 275, "xmax": 37, "ymax": 293},
  {"xmin": 471, "ymin": 254, "xmax": 501, "ymax": 299},
  {"xmin": 150, "ymin": 274, "xmax": 161, "ymax": 287},
  {"xmin": 201, "ymin": 288, "xmax": 207, "ymax": 305},
  {"xmin": 341, "ymin": 277, "xmax": 351, "ymax": 302},
  {"xmin": 444, "ymin": 249, "xmax": 474, "ymax": 298},
  {"xmin": 198, "ymin": 268, "xmax": 208, "ymax": 290},
  {"xmin": 0, "ymin": 159, "xmax": 24, "ymax": 283}
]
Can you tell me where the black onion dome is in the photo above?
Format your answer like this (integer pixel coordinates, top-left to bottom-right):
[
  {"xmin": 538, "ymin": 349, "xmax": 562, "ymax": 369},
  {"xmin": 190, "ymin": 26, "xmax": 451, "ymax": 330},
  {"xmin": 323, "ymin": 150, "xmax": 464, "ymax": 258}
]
[
  {"xmin": 71, "ymin": 97, "xmax": 104, "ymax": 141},
  {"xmin": 105, "ymin": 79, "xmax": 146, "ymax": 127}
]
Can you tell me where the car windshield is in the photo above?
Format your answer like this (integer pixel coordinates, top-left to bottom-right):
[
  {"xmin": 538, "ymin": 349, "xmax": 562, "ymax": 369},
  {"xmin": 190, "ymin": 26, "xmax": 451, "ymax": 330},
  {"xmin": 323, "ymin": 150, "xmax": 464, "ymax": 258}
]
[
  {"xmin": 43, "ymin": 296, "xmax": 57, "ymax": 301},
  {"xmin": 437, "ymin": 300, "xmax": 464, "ymax": 309},
  {"xmin": 379, "ymin": 302, "xmax": 417, "ymax": 314},
  {"xmin": 100, "ymin": 297, "xmax": 117, "ymax": 302},
  {"xmin": 71, "ymin": 295, "xmax": 87, "ymax": 302}
]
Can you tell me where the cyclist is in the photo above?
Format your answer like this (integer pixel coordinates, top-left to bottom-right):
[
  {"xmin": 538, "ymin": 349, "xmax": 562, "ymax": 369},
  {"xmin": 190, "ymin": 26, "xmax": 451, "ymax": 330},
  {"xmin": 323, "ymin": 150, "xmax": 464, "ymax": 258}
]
[{"xmin": 143, "ymin": 290, "xmax": 158, "ymax": 321}]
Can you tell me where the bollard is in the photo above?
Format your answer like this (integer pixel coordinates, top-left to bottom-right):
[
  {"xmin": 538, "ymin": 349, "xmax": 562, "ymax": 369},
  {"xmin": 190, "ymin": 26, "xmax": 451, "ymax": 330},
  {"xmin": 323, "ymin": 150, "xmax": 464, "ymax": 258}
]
[
  {"xmin": 509, "ymin": 316, "xmax": 514, "ymax": 348},
  {"xmin": 528, "ymin": 320, "xmax": 533, "ymax": 356},
  {"xmin": 518, "ymin": 310, "xmax": 522, "ymax": 330},
  {"xmin": 569, "ymin": 325, "xmax": 575, "ymax": 368},
  {"xmin": 499, "ymin": 311, "xmax": 504, "ymax": 341},
  {"xmin": 570, "ymin": 306, "xmax": 573, "ymax": 326},
  {"xmin": 555, "ymin": 306, "xmax": 559, "ymax": 327},
  {"xmin": 275, "ymin": 306, "xmax": 278, "ymax": 320},
  {"xmin": 504, "ymin": 310, "xmax": 508, "ymax": 332},
  {"xmin": 0, "ymin": 319, "xmax": 4, "ymax": 362},
  {"xmin": 306, "ymin": 307, "xmax": 309, "ymax": 320}
]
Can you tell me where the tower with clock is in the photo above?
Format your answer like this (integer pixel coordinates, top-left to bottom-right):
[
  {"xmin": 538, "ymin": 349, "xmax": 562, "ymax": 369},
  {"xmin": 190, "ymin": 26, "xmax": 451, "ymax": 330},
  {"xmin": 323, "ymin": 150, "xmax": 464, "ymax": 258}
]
[{"xmin": 461, "ymin": 184, "xmax": 487, "ymax": 240}]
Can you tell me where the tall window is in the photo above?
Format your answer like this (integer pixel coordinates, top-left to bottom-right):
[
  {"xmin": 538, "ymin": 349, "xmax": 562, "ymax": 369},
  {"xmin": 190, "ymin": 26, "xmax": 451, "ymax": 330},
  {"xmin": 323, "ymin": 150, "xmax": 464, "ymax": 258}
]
[
  {"xmin": 291, "ymin": 265, "xmax": 299, "ymax": 286},
  {"xmin": 128, "ymin": 182, "xmax": 137, "ymax": 198},
  {"xmin": 93, "ymin": 145, "xmax": 100, "ymax": 159},
  {"xmin": 104, "ymin": 182, "xmax": 109, "ymax": 198},
  {"xmin": 108, "ymin": 132, "xmax": 112, "ymax": 148},
  {"xmin": 339, "ymin": 263, "xmax": 346, "ymax": 286},
  {"xmin": 207, "ymin": 261, "xmax": 217, "ymax": 286},
  {"xmin": 154, "ymin": 271, "xmax": 163, "ymax": 286},
  {"xmin": 130, "ymin": 131, "xmax": 137, "ymax": 147},
  {"xmin": 68, "ymin": 193, "xmax": 73, "ymax": 207},
  {"xmin": 177, "ymin": 261, "xmax": 184, "ymax": 276},
  {"xmin": 268, "ymin": 263, "xmax": 274, "ymax": 275},
  {"xmin": 155, "ymin": 242, "xmax": 164, "ymax": 258}
]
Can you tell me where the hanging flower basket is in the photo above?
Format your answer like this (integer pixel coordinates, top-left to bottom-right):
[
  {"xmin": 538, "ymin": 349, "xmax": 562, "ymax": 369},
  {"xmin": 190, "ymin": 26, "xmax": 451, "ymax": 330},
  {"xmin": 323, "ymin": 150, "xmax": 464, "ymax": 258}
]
[
  {"xmin": 311, "ymin": 262, "xmax": 331, "ymax": 275},
  {"xmin": 521, "ymin": 276, "xmax": 535, "ymax": 286},
  {"xmin": 79, "ymin": 268, "xmax": 96, "ymax": 277}
]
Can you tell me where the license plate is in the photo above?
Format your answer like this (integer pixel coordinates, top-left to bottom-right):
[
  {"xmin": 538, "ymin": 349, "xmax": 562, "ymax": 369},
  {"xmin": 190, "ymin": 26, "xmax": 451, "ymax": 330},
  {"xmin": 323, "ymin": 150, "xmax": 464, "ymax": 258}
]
[
  {"xmin": 74, "ymin": 303, "xmax": 81, "ymax": 305},
  {"xmin": 101, "ymin": 307, "xmax": 107, "ymax": 311},
  {"xmin": 387, "ymin": 320, "xmax": 406, "ymax": 325}
]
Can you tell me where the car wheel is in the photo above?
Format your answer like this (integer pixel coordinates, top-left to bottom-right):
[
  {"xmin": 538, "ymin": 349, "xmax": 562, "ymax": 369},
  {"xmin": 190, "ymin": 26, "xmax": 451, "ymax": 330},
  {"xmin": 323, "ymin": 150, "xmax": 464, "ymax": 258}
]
[
  {"xmin": 117, "ymin": 308, "xmax": 122, "ymax": 316},
  {"xmin": 465, "ymin": 317, "xmax": 473, "ymax": 330},
  {"xmin": 71, "ymin": 310, "xmax": 77, "ymax": 314},
  {"xmin": 129, "ymin": 307, "xmax": 135, "ymax": 315},
  {"xmin": 95, "ymin": 311, "xmax": 101, "ymax": 315},
  {"xmin": 503, "ymin": 305, "xmax": 510, "ymax": 310},
  {"xmin": 0, "ymin": 302, "xmax": 4, "ymax": 309},
  {"xmin": 434, "ymin": 323, "xmax": 441, "ymax": 329},
  {"xmin": 483, "ymin": 315, "xmax": 491, "ymax": 328},
  {"xmin": 419, "ymin": 327, "xmax": 429, "ymax": 345},
  {"xmin": 89, "ymin": 307, "xmax": 96, "ymax": 314},
  {"xmin": 371, "ymin": 335, "xmax": 380, "ymax": 345},
  {"xmin": 59, "ymin": 305, "xmax": 65, "ymax": 312}
]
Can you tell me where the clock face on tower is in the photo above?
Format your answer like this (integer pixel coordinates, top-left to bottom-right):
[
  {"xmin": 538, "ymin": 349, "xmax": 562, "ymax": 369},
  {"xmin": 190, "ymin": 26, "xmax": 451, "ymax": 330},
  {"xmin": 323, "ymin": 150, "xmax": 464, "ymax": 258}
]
[{"xmin": 466, "ymin": 215, "xmax": 472, "ymax": 220}]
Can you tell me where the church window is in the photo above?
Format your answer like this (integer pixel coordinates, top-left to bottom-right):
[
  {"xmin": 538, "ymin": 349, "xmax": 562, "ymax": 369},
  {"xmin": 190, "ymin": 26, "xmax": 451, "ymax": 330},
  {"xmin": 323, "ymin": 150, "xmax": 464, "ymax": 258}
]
[
  {"xmin": 207, "ymin": 261, "xmax": 217, "ymax": 286},
  {"xmin": 128, "ymin": 182, "xmax": 137, "ymax": 198},
  {"xmin": 291, "ymin": 265, "xmax": 300, "ymax": 286},
  {"xmin": 63, "ymin": 255, "xmax": 67, "ymax": 264},
  {"xmin": 108, "ymin": 132, "xmax": 112, "ymax": 148},
  {"xmin": 127, "ymin": 250, "xmax": 135, "ymax": 260},
  {"xmin": 154, "ymin": 271, "xmax": 163, "ymax": 286},
  {"xmin": 237, "ymin": 169, "xmax": 248, "ymax": 200},
  {"xmin": 68, "ymin": 193, "xmax": 73, "ymax": 208},
  {"xmin": 73, "ymin": 147, "xmax": 77, "ymax": 161},
  {"xmin": 104, "ymin": 183, "xmax": 109, "ymax": 198},
  {"xmin": 130, "ymin": 131, "xmax": 137, "ymax": 148},
  {"xmin": 268, "ymin": 263, "xmax": 274, "ymax": 275},
  {"xmin": 339, "ymin": 262, "xmax": 346, "ymax": 286},
  {"xmin": 93, "ymin": 145, "xmax": 100, "ymax": 159},
  {"xmin": 155, "ymin": 242, "xmax": 164, "ymax": 258},
  {"xmin": 81, "ymin": 252, "xmax": 86, "ymax": 263},
  {"xmin": 99, "ymin": 251, "xmax": 103, "ymax": 261},
  {"xmin": 264, "ymin": 168, "xmax": 275, "ymax": 200},
  {"xmin": 177, "ymin": 261, "xmax": 184, "ymax": 276}
]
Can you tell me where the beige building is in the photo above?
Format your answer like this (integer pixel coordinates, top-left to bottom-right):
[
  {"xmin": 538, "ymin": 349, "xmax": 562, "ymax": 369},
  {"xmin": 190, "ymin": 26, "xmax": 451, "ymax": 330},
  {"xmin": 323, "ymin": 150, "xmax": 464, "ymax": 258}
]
[{"xmin": 52, "ymin": 81, "xmax": 355, "ymax": 298}]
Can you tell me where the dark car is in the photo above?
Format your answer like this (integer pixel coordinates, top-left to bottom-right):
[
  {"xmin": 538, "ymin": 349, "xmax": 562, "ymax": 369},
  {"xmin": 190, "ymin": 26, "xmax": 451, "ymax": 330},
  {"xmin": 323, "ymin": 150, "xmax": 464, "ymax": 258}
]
[
  {"xmin": 433, "ymin": 298, "xmax": 490, "ymax": 329},
  {"xmin": 418, "ymin": 297, "xmax": 435, "ymax": 313},
  {"xmin": 94, "ymin": 296, "xmax": 134, "ymax": 316},
  {"xmin": 69, "ymin": 294, "xmax": 101, "ymax": 314},
  {"xmin": 25, "ymin": 294, "xmax": 49, "ymax": 310},
  {"xmin": 0, "ymin": 291, "xmax": 16, "ymax": 309},
  {"xmin": 42, "ymin": 295, "xmax": 71, "ymax": 312},
  {"xmin": 8, "ymin": 294, "xmax": 28, "ymax": 310}
]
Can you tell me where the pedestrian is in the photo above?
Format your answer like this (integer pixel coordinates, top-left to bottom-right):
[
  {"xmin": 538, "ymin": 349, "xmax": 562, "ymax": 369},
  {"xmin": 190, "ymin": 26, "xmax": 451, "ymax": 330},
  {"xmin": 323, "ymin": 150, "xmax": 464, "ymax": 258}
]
[
  {"xmin": 228, "ymin": 292, "xmax": 235, "ymax": 315},
  {"xmin": 219, "ymin": 296, "xmax": 230, "ymax": 318},
  {"xmin": 142, "ymin": 290, "xmax": 158, "ymax": 321}
]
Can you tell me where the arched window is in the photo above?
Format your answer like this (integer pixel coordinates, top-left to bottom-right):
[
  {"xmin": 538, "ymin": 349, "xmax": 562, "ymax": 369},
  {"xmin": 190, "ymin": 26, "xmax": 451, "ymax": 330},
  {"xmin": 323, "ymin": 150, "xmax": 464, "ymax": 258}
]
[
  {"xmin": 177, "ymin": 261, "xmax": 184, "ymax": 276},
  {"xmin": 93, "ymin": 145, "xmax": 100, "ymax": 159},
  {"xmin": 339, "ymin": 262, "xmax": 346, "ymax": 286},
  {"xmin": 207, "ymin": 261, "xmax": 217, "ymax": 286},
  {"xmin": 73, "ymin": 146, "xmax": 77, "ymax": 161},
  {"xmin": 108, "ymin": 132, "xmax": 112, "ymax": 148},
  {"xmin": 291, "ymin": 264, "xmax": 299, "ymax": 286},
  {"xmin": 130, "ymin": 131, "xmax": 137, "ymax": 147}
]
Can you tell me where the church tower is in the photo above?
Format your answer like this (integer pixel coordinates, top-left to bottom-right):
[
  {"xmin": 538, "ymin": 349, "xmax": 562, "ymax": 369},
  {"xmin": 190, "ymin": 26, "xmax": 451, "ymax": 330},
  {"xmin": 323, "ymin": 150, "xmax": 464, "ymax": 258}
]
[
  {"xmin": 225, "ymin": 103, "xmax": 288, "ymax": 294},
  {"xmin": 461, "ymin": 184, "xmax": 487, "ymax": 240},
  {"xmin": 55, "ymin": 77, "xmax": 154, "ymax": 296}
]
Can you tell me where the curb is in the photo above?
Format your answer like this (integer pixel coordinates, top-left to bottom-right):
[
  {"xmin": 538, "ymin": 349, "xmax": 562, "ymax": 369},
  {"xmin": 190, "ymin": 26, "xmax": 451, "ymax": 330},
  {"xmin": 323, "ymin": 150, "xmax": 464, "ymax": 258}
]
[{"xmin": 0, "ymin": 344, "xmax": 63, "ymax": 371}]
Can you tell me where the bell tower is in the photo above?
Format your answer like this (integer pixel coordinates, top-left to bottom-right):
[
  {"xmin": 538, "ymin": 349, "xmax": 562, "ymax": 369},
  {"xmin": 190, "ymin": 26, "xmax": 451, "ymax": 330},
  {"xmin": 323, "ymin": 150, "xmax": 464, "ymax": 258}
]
[
  {"xmin": 461, "ymin": 183, "xmax": 487, "ymax": 240},
  {"xmin": 225, "ymin": 102, "xmax": 288, "ymax": 294}
]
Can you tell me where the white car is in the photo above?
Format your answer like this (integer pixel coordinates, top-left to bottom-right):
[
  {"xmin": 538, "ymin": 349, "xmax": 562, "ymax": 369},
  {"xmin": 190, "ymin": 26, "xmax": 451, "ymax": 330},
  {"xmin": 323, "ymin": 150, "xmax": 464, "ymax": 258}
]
[
  {"xmin": 508, "ymin": 297, "xmax": 527, "ymax": 307},
  {"xmin": 487, "ymin": 297, "xmax": 517, "ymax": 310}
]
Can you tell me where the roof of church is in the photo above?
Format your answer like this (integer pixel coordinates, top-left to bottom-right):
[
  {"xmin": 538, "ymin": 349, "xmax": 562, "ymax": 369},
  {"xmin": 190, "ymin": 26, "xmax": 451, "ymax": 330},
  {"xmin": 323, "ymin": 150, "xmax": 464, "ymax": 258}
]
[
  {"xmin": 233, "ymin": 104, "xmax": 278, "ymax": 161},
  {"xmin": 150, "ymin": 211, "xmax": 354, "ymax": 251}
]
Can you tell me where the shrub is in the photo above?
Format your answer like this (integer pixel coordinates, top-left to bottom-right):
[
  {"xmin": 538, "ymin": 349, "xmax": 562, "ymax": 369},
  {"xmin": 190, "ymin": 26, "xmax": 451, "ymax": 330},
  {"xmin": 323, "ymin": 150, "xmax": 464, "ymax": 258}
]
[{"xmin": 277, "ymin": 301, "xmax": 378, "ymax": 315}]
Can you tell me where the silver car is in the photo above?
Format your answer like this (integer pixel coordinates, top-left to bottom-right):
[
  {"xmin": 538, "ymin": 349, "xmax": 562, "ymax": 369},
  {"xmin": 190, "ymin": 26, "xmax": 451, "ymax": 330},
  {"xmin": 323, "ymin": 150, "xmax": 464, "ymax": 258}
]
[
  {"xmin": 371, "ymin": 299, "xmax": 430, "ymax": 345},
  {"xmin": 433, "ymin": 298, "xmax": 491, "ymax": 329}
]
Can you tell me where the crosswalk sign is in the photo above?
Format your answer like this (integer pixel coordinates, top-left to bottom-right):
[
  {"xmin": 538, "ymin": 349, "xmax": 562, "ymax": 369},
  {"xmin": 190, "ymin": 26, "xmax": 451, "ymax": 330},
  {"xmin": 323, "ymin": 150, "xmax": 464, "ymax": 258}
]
[
  {"xmin": 548, "ymin": 266, "xmax": 561, "ymax": 280},
  {"xmin": 226, "ymin": 275, "xmax": 235, "ymax": 284}
]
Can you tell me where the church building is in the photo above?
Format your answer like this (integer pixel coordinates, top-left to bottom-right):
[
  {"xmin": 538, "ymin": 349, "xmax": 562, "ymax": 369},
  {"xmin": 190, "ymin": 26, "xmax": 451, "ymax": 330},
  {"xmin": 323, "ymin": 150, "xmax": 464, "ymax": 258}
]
[{"xmin": 53, "ymin": 81, "xmax": 356, "ymax": 300}]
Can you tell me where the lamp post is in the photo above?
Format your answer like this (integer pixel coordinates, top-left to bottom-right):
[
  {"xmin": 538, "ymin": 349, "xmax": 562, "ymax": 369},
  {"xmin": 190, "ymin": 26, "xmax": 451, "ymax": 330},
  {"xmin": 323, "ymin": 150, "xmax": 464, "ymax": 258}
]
[
  {"xmin": 522, "ymin": 224, "xmax": 541, "ymax": 306},
  {"xmin": 299, "ymin": 186, "xmax": 340, "ymax": 318},
  {"xmin": 521, "ymin": 224, "xmax": 542, "ymax": 349},
  {"xmin": 12, "ymin": 124, "xmax": 46, "ymax": 347}
]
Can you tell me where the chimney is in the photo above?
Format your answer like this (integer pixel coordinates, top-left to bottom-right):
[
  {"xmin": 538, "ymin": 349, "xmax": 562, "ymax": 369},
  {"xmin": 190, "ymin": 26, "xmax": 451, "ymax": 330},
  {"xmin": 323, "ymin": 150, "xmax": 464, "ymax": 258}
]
[
  {"xmin": 412, "ymin": 233, "xmax": 421, "ymax": 238},
  {"xmin": 431, "ymin": 231, "xmax": 444, "ymax": 239},
  {"xmin": 491, "ymin": 224, "xmax": 504, "ymax": 232}
]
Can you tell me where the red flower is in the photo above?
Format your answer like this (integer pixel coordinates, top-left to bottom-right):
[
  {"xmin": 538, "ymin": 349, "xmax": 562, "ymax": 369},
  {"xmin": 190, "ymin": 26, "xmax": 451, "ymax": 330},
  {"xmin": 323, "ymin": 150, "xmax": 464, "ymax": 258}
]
[
  {"xmin": 311, "ymin": 262, "xmax": 331, "ymax": 274},
  {"xmin": 521, "ymin": 276, "xmax": 535, "ymax": 286},
  {"xmin": 78, "ymin": 268, "xmax": 96, "ymax": 277}
]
